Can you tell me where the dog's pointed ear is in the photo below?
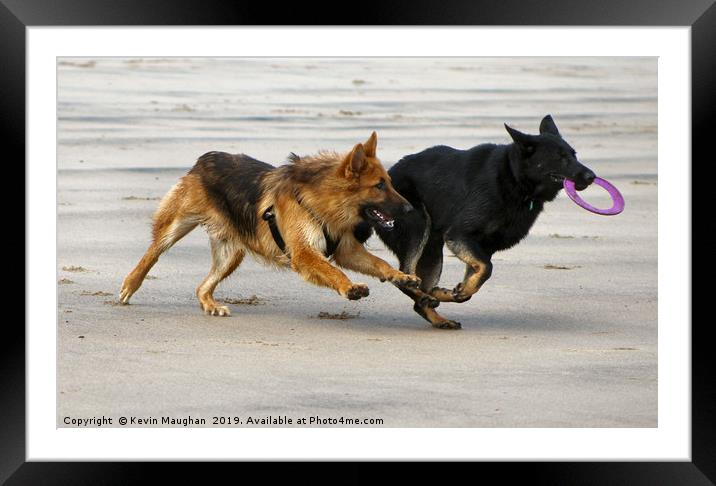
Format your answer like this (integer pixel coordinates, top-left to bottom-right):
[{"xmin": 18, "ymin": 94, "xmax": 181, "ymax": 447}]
[
  {"xmin": 505, "ymin": 124, "xmax": 536, "ymax": 155},
  {"xmin": 364, "ymin": 131, "xmax": 378, "ymax": 158},
  {"xmin": 343, "ymin": 143, "xmax": 366, "ymax": 178},
  {"xmin": 539, "ymin": 114, "xmax": 560, "ymax": 136}
]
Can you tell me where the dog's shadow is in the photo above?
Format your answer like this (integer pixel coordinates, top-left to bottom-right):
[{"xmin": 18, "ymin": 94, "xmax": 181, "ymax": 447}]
[
  {"xmin": 113, "ymin": 294, "xmax": 591, "ymax": 334},
  {"xmin": 317, "ymin": 307, "xmax": 590, "ymax": 333},
  {"xmin": 453, "ymin": 310, "xmax": 591, "ymax": 332}
]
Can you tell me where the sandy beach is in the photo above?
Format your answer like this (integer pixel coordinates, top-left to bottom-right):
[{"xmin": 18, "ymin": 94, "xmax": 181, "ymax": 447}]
[{"xmin": 57, "ymin": 57, "xmax": 657, "ymax": 427}]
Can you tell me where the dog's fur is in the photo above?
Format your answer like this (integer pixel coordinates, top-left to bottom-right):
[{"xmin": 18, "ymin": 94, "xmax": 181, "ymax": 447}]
[
  {"xmin": 120, "ymin": 132, "xmax": 420, "ymax": 316},
  {"xmin": 375, "ymin": 115, "xmax": 596, "ymax": 329}
]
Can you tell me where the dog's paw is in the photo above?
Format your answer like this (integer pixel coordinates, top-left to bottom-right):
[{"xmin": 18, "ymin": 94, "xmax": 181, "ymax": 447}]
[
  {"xmin": 118, "ymin": 286, "xmax": 133, "ymax": 304},
  {"xmin": 418, "ymin": 294, "xmax": 440, "ymax": 309},
  {"xmin": 344, "ymin": 283, "xmax": 370, "ymax": 300},
  {"xmin": 390, "ymin": 273, "xmax": 421, "ymax": 289},
  {"xmin": 429, "ymin": 286, "xmax": 453, "ymax": 302},
  {"xmin": 451, "ymin": 283, "xmax": 473, "ymax": 303},
  {"xmin": 432, "ymin": 319, "xmax": 462, "ymax": 330},
  {"xmin": 202, "ymin": 304, "xmax": 231, "ymax": 317}
]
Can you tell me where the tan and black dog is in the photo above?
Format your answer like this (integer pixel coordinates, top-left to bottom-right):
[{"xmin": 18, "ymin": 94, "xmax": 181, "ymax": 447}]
[{"xmin": 119, "ymin": 132, "xmax": 420, "ymax": 316}]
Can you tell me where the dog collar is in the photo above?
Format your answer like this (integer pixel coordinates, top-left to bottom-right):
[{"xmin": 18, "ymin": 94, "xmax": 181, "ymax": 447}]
[{"xmin": 523, "ymin": 196, "xmax": 535, "ymax": 211}]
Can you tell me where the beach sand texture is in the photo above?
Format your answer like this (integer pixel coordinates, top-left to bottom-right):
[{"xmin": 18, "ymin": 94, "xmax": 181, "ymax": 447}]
[{"xmin": 58, "ymin": 58, "xmax": 657, "ymax": 427}]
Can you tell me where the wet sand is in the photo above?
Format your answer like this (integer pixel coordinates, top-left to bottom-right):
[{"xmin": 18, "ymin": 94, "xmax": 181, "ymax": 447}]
[{"xmin": 57, "ymin": 58, "xmax": 657, "ymax": 427}]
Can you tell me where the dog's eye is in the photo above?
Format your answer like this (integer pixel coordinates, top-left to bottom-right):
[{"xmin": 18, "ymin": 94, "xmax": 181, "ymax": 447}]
[{"xmin": 375, "ymin": 180, "xmax": 386, "ymax": 190}]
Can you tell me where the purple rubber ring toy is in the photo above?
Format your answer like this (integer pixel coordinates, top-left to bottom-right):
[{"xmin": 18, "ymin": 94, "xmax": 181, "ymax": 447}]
[{"xmin": 563, "ymin": 177, "xmax": 624, "ymax": 216}]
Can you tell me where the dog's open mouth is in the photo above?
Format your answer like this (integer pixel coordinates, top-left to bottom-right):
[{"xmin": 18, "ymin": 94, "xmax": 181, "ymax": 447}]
[
  {"xmin": 573, "ymin": 182, "xmax": 590, "ymax": 191},
  {"xmin": 365, "ymin": 208, "xmax": 395, "ymax": 229},
  {"xmin": 550, "ymin": 173, "xmax": 589, "ymax": 191}
]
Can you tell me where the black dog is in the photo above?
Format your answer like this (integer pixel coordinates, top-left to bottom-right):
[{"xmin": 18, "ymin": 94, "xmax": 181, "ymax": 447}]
[{"xmin": 375, "ymin": 115, "xmax": 596, "ymax": 329}]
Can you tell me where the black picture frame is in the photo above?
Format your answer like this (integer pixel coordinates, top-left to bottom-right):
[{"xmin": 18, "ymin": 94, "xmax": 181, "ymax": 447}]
[{"xmin": 5, "ymin": 0, "xmax": 711, "ymax": 483}]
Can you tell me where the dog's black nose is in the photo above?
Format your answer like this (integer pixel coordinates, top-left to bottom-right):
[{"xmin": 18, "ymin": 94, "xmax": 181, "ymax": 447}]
[
  {"xmin": 582, "ymin": 170, "xmax": 596, "ymax": 185},
  {"xmin": 402, "ymin": 203, "xmax": 414, "ymax": 213}
]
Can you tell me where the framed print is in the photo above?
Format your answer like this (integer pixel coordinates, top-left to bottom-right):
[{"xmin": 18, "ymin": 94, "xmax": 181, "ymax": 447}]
[{"xmin": 7, "ymin": 0, "xmax": 712, "ymax": 482}]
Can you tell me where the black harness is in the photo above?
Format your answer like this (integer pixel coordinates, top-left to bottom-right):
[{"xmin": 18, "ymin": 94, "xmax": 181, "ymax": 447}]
[{"xmin": 262, "ymin": 205, "xmax": 338, "ymax": 259}]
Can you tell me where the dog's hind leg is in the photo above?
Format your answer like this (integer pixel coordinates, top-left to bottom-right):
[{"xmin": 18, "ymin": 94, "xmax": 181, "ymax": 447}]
[
  {"xmin": 413, "ymin": 303, "xmax": 462, "ymax": 330},
  {"xmin": 382, "ymin": 209, "xmax": 440, "ymax": 308},
  {"xmin": 397, "ymin": 206, "xmax": 432, "ymax": 275},
  {"xmin": 394, "ymin": 230, "xmax": 441, "ymax": 308},
  {"xmin": 396, "ymin": 234, "xmax": 461, "ymax": 330},
  {"xmin": 119, "ymin": 184, "xmax": 199, "ymax": 304},
  {"xmin": 414, "ymin": 232, "xmax": 444, "ymax": 292},
  {"xmin": 196, "ymin": 237, "xmax": 245, "ymax": 316},
  {"xmin": 414, "ymin": 236, "xmax": 461, "ymax": 329},
  {"xmin": 395, "ymin": 284, "xmax": 460, "ymax": 329}
]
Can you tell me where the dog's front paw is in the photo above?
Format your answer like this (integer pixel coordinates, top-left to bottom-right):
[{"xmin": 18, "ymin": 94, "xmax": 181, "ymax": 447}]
[
  {"xmin": 451, "ymin": 283, "xmax": 473, "ymax": 303},
  {"xmin": 119, "ymin": 279, "xmax": 138, "ymax": 304},
  {"xmin": 118, "ymin": 286, "xmax": 132, "ymax": 304},
  {"xmin": 390, "ymin": 272, "xmax": 421, "ymax": 289},
  {"xmin": 343, "ymin": 283, "xmax": 370, "ymax": 300},
  {"xmin": 429, "ymin": 286, "xmax": 453, "ymax": 302}
]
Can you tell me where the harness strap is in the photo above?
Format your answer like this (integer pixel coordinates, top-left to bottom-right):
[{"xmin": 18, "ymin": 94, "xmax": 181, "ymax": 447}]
[
  {"xmin": 262, "ymin": 205, "xmax": 337, "ymax": 259},
  {"xmin": 262, "ymin": 206, "xmax": 288, "ymax": 255}
]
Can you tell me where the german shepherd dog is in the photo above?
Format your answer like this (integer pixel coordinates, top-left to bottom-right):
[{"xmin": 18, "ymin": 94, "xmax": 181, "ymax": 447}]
[
  {"xmin": 119, "ymin": 132, "xmax": 420, "ymax": 316},
  {"xmin": 375, "ymin": 115, "xmax": 596, "ymax": 329}
]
